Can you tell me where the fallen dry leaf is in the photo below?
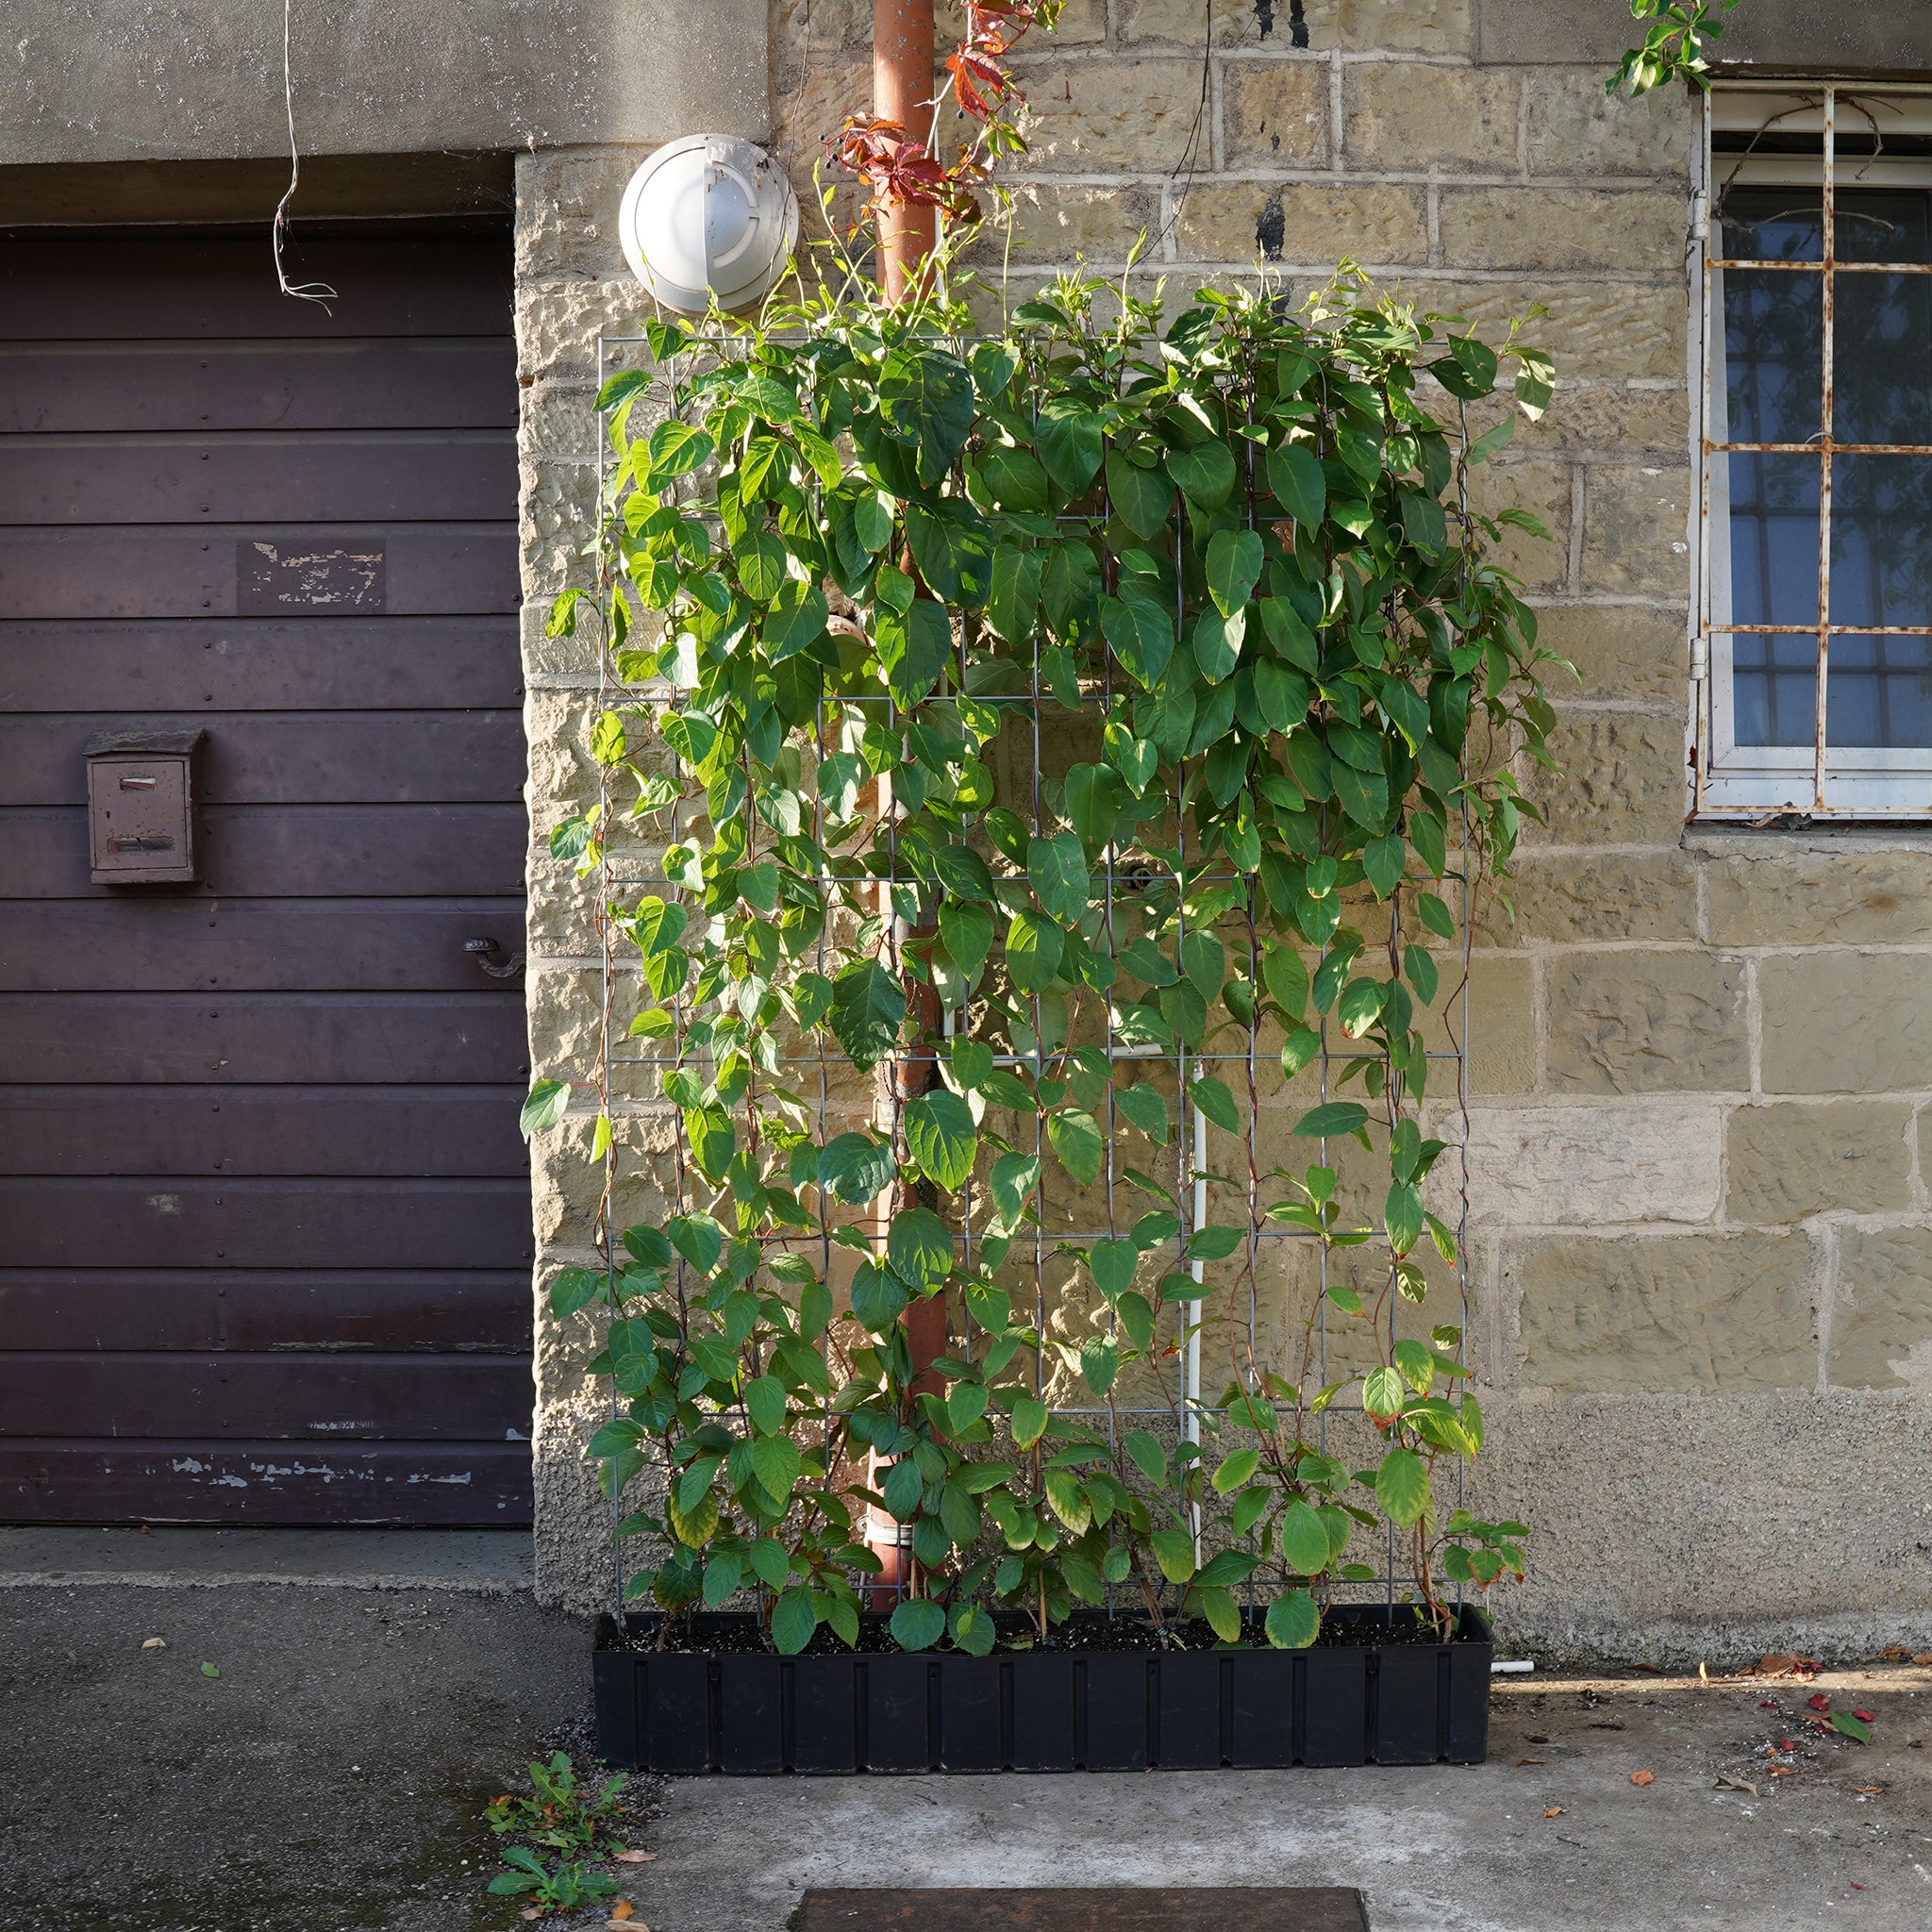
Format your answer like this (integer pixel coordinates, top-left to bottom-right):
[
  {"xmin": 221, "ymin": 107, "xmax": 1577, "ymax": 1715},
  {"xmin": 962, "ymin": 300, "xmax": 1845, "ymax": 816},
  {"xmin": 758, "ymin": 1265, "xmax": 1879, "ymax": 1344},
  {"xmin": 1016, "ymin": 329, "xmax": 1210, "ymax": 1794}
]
[
  {"xmin": 1716, "ymin": 1774, "xmax": 1761, "ymax": 1797},
  {"xmin": 1771, "ymin": 1766, "xmax": 1794, "ymax": 1778},
  {"xmin": 614, "ymin": 1848, "xmax": 658, "ymax": 1863},
  {"xmin": 1543, "ymin": 1807, "xmax": 1563, "ymax": 1818},
  {"xmin": 1855, "ymin": 1786, "xmax": 1886, "ymax": 1796},
  {"xmin": 609, "ymin": 1905, "xmax": 634, "ymax": 1923},
  {"xmin": 1914, "ymin": 1654, "xmax": 1932, "ymax": 1668},
  {"xmin": 1880, "ymin": 1647, "xmax": 1915, "ymax": 1662},
  {"xmin": 142, "ymin": 1638, "xmax": 167, "ymax": 1650},
  {"xmin": 1758, "ymin": 1699, "xmax": 1781, "ymax": 1710},
  {"xmin": 1514, "ymin": 1757, "xmax": 1546, "ymax": 1767},
  {"xmin": 1854, "ymin": 1708, "xmax": 1876, "ymax": 1724},
  {"xmin": 605, "ymin": 1922, "xmax": 645, "ymax": 1932},
  {"xmin": 1629, "ymin": 1770, "xmax": 1656, "ymax": 1787},
  {"xmin": 519, "ymin": 1913, "xmax": 541, "ymax": 1924},
  {"xmin": 1807, "ymin": 1692, "xmax": 1833, "ymax": 1712}
]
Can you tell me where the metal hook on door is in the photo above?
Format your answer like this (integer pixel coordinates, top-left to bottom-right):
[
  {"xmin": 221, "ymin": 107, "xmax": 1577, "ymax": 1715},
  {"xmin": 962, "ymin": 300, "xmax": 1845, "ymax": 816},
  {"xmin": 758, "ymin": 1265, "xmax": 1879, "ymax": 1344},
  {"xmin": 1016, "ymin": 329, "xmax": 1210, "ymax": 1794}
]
[{"xmin": 464, "ymin": 937, "xmax": 524, "ymax": 979}]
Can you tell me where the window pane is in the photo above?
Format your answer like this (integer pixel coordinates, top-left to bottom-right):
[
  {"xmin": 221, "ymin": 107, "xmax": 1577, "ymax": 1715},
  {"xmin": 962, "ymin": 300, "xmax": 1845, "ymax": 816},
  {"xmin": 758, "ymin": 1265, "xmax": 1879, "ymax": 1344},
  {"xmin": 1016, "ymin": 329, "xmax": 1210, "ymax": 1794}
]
[
  {"xmin": 1834, "ymin": 273, "xmax": 1932, "ymax": 444},
  {"xmin": 1724, "ymin": 269, "xmax": 1823, "ymax": 441},
  {"xmin": 1827, "ymin": 634, "xmax": 1932, "ymax": 747},
  {"xmin": 1831, "ymin": 454, "xmax": 1932, "ymax": 627},
  {"xmin": 1719, "ymin": 187, "xmax": 1824, "ymax": 261},
  {"xmin": 1724, "ymin": 452, "xmax": 1821, "ymax": 626},
  {"xmin": 1833, "ymin": 186, "xmax": 1932, "ymax": 265},
  {"xmin": 1734, "ymin": 634, "xmax": 1817, "ymax": 747}
]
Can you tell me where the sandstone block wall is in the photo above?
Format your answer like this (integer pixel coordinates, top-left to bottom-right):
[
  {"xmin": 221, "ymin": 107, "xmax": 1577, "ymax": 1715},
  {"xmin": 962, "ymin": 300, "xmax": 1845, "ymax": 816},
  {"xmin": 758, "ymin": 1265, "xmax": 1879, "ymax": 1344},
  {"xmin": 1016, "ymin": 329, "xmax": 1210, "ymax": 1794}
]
[{"xmin": 516, "ymin": 0, "xmax": 1932, "ymax": 1653}]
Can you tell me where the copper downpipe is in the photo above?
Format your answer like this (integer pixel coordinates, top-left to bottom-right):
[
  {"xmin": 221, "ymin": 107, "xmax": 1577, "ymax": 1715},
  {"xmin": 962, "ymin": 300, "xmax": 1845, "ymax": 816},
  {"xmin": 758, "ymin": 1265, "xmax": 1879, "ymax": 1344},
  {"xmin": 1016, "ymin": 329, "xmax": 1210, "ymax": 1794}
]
[{"xmin": 863, "ymin": 0, "xmax": 942, "ymax": 1604}]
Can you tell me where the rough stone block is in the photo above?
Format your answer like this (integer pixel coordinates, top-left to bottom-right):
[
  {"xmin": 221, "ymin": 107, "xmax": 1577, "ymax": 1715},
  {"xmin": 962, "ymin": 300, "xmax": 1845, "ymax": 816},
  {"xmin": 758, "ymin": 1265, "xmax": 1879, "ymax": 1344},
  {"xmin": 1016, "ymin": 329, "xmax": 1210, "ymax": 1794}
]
[
  {"xmin": 1345, "ymin": 61, "xmax": 1520, "ymax": 173},
  {"xmin": 1523, "ymin": 67, "xmax": 1695, "ymax": 178},
  {"xmin": 772, "ymin": 49, "xmax": 872, "ymax": 177},
  {"xmin": 1465, "ymin": 456, "xmax": 1570, "ymax": 593},
  {"xmin": 515, "ymin": 147, "xmax": 648, "ymax": 281},
  {"xmin": 1726, "ymin": 1101, "xmax": 1915, "ymax": 1225},
  {"xmin": 1222, "ymin": 56, "xmax": 1329, "ymax": 167},
  {"xmin": 1525, "ymin": 712, "xmax": 1689, "ymax": 845},
  {"xmin": 1832, "ymin": 1225, "xmax": 1932, "ymax": 1390},
  {"xmin": 1381, "ymin": 275, "xmax": 1690, "ymax": 382},
  {"xmin": 1703, "ymin": 845, "xmax": 1932, "ymax": 947},
  {"xmin": 1545, "ymin": 950, "xmax": 1748, "ymax": 1094},
  {"xmin": 1481, "ymin": 379, "xmax": 1690, "ymax": 458},
  {"xmin": 517, "ymin": 275, "xmax": 660, "ymax": 388},
  {"xmin": 1479, "ymin": 850, "xmax": 1700, "ymax": 946},
  {"xmin": 1011, "ymin": 57, "xmax": 1221, "ymax": 172},
  {"xmin": 1582, "ymin": 463, "xmax": 1691, "ymax": 598},
  {"xmin": 1509, "ymin": 1231, "xmax": 1817, "ymax": 1392},
  {"xmin": 1531, "ymin": 602, "xmax": 1685, "ymax": 703},
  {"xmin": 1174, "ymin": 180, "xmax": 1428, "ymax": 266},
  {"xmin": 1761, "ymin": 952, "xmax": 1932, "ymax": 1094},
  {"xmin": 1456, "ymin": 1099, "xmax": 1724, "ymax": 1225},
  {"xmin": 1415, "ymin": 951, "xmax": 1537, "ymax": 1095},
  {"xmin": 1439, "ymin": 186, "xmax": 1683, "ymax": 274},
  {"xmin": 973, "ymin": 181, "xmax": 1161, "ymax": 265},
  {"xmin": 1120, "ymin": 0, "xmax": 1473, "ymax": 52}
]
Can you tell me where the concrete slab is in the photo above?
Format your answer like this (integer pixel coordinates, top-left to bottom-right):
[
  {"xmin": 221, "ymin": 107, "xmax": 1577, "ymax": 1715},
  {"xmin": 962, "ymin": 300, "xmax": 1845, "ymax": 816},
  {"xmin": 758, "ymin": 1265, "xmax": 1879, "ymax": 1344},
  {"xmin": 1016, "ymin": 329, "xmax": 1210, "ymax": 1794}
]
[
  {"xmin": 622, "ymin": 1668, "xmax": 1932, "ymax": 1932},
  {"xmin": 0, "ymin": 1525, "xmax": 534, "ymax": 1591},
  {"xmin": 3, "ymin": 1578, "xmax": 1929, "ymax": 1932}
]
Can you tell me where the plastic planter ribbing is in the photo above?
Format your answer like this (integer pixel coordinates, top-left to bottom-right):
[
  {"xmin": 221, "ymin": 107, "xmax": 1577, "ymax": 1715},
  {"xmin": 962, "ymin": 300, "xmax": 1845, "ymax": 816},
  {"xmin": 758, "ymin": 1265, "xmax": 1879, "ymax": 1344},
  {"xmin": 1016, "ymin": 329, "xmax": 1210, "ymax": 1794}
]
[{"xmin": 592, "ymin": 1606, "xmax": 1491, "ymax": 1773}]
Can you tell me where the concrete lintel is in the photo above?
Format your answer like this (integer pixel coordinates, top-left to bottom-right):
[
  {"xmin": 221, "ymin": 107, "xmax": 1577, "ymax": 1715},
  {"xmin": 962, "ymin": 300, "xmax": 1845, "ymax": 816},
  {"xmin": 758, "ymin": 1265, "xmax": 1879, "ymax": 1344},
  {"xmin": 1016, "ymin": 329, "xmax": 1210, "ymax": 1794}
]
[
  {"xmin": 1476, "ymin": 0, "xmax": 1932, "ymax": 75},
  {"xmin": 2, "ymin": 0, "xmax": 771, "ymax": 170}
]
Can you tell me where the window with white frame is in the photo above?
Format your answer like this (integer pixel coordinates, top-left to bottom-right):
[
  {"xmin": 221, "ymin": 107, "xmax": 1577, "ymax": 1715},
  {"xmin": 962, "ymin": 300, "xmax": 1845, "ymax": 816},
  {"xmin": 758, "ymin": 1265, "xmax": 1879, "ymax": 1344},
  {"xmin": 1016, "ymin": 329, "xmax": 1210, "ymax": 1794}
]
[{"xmin": 1698, "ymin": 86, "xmax": 1932, "ymax": 818}]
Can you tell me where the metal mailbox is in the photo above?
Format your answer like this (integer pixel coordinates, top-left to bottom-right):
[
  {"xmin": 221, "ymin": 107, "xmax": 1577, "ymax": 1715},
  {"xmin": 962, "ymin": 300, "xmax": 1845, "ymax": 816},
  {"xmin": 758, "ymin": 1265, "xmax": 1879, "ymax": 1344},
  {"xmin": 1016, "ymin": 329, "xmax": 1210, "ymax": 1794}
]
[{"xmin": 84, "ymin": 728, "xmax": 204, "ymax": 884}]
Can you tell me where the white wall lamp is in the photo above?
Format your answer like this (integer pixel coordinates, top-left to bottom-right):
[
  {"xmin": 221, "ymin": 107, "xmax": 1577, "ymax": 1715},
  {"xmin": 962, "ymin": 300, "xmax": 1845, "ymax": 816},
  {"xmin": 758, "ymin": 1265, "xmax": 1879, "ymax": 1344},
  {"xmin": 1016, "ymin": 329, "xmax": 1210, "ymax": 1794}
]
[{"xmin": 617, "ymin": 134, "xmax": 800, "ymax": 315}]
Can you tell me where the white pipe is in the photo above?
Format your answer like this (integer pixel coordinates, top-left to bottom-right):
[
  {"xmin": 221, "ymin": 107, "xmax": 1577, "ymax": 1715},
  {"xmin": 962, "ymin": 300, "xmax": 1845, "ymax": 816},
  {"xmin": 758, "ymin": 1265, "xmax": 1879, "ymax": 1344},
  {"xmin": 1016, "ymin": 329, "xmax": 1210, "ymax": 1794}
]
[{"xmin": 1186, "ymin": 1098, "xmax": 1206, "ymax": 1554}]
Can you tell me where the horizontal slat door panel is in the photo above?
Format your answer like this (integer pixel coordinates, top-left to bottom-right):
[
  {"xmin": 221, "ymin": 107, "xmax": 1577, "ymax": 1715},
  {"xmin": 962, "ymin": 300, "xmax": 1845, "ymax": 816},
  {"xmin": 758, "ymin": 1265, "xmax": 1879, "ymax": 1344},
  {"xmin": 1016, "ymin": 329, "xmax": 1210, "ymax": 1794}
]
[
  {"xmin": 0, "ymin": 1353, "xmax": 532, "ymax": 1441},
  {"xmin": 0, "ymin": 1270, "xmax": 530, "ymax": 1352},
  {"xmin": 0, "ymin": 431, "xmax": 517, "ymax": 524},
  {"xmin": 0, "ymin": 241, "xmax": 512, "ymax": 341},
  {"xmin": 0, "ymin": 805, "xmax": 530, "ymax": 897},
  {"xmin": 0, "ymin": 617, "xmax": 523, "ymax": 709},
  {"xmin": 0, "ymin": 1441, "xmax": 533, "ymax": 1525},
  {"xmin": 0, "ymin": 900, "xmax": 528, "ymax": 991},
  {"xmin": 0, "ymin": 339, "xmax": 518, "ymax": 432},
  {"xmin": 0, "ymin": 524, "xmax": 519, "ymax": 619},
  {"xmin": 0, "ymin": 992, "xmax": 527, "ymax": 1083},
  {"xmin": 0, "ymin": 1177, "xmax": 535, "ymax": 1269},
  {"xmin": 0, "ymin": 228, "xmax": 529, "ymax": 1526},
  {"xmin": 0, "ymin": 1085, "xmax": 530, "ymax": 1176},
  {"xmin": 0, "ymin": 712, "xmax": 524, "ymax": 805}
]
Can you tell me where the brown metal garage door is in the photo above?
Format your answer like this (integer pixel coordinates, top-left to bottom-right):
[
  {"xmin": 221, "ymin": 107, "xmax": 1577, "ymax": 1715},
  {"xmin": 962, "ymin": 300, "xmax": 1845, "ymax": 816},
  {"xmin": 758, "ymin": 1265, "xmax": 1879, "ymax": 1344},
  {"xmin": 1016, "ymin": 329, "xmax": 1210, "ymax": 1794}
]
[{"xmin": 0, "ymin": 226, "xmax": 533, "ymax": 1524}]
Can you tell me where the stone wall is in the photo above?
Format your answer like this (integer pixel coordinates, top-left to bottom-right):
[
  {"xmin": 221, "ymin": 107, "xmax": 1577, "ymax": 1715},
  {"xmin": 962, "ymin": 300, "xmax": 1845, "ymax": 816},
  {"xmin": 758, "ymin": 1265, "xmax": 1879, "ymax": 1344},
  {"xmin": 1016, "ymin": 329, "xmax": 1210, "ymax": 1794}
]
[{"xmin": 517, "ymin": 0, "xmax": 1932, "ymax": 1652}]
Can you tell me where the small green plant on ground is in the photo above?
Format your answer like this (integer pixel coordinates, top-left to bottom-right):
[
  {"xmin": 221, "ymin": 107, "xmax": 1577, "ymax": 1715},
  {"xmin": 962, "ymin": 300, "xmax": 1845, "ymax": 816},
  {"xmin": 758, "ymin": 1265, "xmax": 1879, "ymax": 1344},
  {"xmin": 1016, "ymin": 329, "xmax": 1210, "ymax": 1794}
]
[
  {"xmin": 484, "ymin": 1750, "xmax": 629, "ymax": 1852},
  {"xmin": 487, "ymin": 1846, "xmax": 621, "ymax": 1913}
]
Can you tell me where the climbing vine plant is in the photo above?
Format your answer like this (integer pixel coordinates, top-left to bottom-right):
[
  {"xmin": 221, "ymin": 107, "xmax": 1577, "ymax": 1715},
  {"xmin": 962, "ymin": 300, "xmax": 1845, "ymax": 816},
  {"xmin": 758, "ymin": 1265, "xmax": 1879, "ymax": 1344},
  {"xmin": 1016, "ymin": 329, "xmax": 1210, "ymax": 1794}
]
[{"xmin": 524, "ymin": 244, "xmax": 1555, "ymax": 1657}]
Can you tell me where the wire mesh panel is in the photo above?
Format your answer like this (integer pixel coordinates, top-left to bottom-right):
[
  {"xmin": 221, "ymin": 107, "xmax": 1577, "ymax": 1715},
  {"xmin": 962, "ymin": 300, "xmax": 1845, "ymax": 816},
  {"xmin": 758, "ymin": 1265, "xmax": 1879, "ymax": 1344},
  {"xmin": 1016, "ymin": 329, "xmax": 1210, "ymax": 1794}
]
[{"xmin": 550, "ymin": 281, "xmax": 1536, "ymax": 1653}]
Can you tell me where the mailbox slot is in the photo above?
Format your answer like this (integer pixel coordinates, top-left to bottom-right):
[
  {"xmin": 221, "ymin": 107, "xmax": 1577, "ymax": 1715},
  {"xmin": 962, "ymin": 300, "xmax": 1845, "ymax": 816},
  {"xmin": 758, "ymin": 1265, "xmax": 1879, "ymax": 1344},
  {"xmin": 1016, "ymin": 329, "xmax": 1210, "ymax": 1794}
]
[{"xmin": 84, "ymin": 729, "xmax": 204, "ymax": 884}]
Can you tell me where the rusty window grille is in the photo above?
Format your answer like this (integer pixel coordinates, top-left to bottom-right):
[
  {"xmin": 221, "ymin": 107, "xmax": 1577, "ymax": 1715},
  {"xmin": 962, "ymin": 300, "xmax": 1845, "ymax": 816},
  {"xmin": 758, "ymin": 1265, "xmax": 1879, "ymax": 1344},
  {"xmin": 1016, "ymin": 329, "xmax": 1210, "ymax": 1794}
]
[{"xmin": 1696, "ymin": 85, "xmax": 1932, "ymax": 818}]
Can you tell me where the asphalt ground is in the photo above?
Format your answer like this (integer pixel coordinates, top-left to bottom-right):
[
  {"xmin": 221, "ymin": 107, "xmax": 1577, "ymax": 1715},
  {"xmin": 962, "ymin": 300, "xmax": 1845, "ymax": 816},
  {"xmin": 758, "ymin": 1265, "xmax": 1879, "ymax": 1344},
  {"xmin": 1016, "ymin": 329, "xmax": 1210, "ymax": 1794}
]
[{"xmin": 3, "ymin": 1544, "xmax": 1929, "ymax": 1932}]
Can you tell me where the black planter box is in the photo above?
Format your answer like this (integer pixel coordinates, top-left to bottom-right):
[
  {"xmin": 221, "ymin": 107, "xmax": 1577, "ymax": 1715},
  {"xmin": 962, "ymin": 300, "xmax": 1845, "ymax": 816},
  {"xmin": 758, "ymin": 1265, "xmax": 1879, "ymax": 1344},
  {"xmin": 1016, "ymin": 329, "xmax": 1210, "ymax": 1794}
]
[{"xmin": 592, "ymin": 1606, "xmax": 1491, "ymax": 1773}]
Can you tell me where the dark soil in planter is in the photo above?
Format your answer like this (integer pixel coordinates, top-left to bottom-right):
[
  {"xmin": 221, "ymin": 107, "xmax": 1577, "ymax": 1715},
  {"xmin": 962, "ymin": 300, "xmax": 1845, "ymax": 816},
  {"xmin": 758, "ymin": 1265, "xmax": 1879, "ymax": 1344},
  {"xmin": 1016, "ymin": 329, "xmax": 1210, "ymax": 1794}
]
[{"xmin": 604, "ymin": 1602, "xmax": 1466, "ymax": 1656}]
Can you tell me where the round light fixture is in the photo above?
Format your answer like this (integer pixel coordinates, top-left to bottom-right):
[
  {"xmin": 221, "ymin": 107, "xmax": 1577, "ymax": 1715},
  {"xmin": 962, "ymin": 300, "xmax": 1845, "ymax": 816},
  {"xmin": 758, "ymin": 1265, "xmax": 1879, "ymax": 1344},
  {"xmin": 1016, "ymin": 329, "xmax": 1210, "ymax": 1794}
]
[{"xmin": 617, "ymin": 134, "xmax": 800, "ymax": 316}]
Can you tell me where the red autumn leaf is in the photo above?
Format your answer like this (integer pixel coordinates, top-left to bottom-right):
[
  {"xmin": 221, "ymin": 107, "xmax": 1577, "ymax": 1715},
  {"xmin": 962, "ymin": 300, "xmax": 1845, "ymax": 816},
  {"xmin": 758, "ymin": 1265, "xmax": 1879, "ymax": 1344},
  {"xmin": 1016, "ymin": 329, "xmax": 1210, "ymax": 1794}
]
[
  {"xmin": 1854, "ymin": 1709, "xmax": 1876, "ymax": 1723},
  {"xmin": 1807, "ymin": 1693, "xmax": 1832, "ymax": 1711},
  {"xmin": 1629, "ymin": 1769, "xmax": 1657, "ymax": 1787}
]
